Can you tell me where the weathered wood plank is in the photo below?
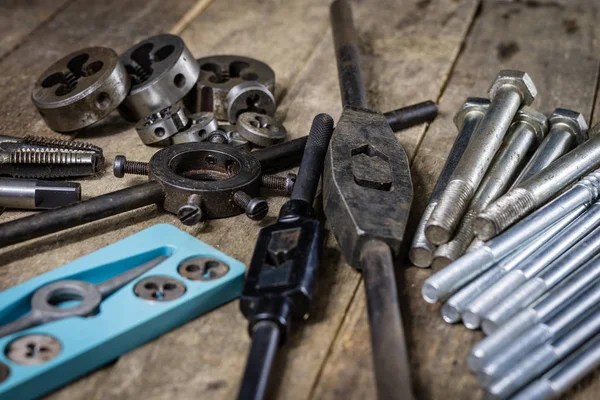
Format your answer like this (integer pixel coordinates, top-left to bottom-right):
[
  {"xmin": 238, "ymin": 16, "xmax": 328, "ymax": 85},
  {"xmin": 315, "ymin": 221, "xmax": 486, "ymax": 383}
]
[
  {"xmin": 314, "ymin": 0, "xmax": 600, "ymax": 399},
  {"xmin": 0, "ymin": 0, "xmax": 73, "ymax": 61}
]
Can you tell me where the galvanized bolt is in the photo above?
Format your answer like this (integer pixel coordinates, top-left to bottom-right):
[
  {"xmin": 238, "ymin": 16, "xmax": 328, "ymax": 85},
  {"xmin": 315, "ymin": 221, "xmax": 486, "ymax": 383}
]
[
  {"xmin": 425, "ymin": 70, "xmax": 537, "ymax": 245},
  {"xmin": 510, "ymin": 108, "xmax": 588, "ymax": 188},
  {"xmin": 409, "ymin": 97, "xmax": 489, "ymax": 267},
  {"xmin": 480, "ymin": 215, "xmax": 600, "ymax": 333},
  {"xmin": 422, "ymin": 168, "xmax": 600, "ymax": 304},
  {"xmin": 177, "ymin": 194, "xmax": 205, "ymax": 226},
  {"xmin": 512, "ymin": 329, "xmax": 600, "ymax": 400},
  {"xmin": 113, "ymin": 155, "xmax": 149, "ymax": 178},
  {"xmin": 440, "ymin": 207, "xmax": 582, "ymax": 324},
  {"xmin": 233, "ymin": 190, "xmax": 269, "ymax": 220},
  {"xmin": 432, "ymin": 106, "xmax": 548, "ymax": 267},
  {"xmin": 468, "ymin": 251, "xmax": 600, "ymax": 372},
  {"xmin": 474, "ymin": 116, "xmax": 595, "ymax": 241},
  {"xmin": 260, "ymin": 173, "xmax": 296, "ymax": 196}
]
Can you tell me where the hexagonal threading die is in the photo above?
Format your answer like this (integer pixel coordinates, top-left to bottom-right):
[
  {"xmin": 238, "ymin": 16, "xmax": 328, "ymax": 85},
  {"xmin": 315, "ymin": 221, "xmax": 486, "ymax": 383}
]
[
  {"xmin": 135, "ymin": 104, "xmax": 189, "ymax": 145},
  {"xmin": 148, "ymin": 142, "xmax": 262, "ymax": 219},
  {"xmin": 323, "ymin": 106, "xmax": 413, "ymax": 269},
  {"xmin": 549, "ymin": 108, "xmax": 589, "ymax": 145},
  {"xmin": 512, "ymin": 106, "xmax": 549, "ymax": 144},
  {"xmin": 488, "ymin": 69, "xmax": 537, "ymax": 106},
  {"xmin": 453, "ymin": 97, "xmax": 491, "ymax": 131},
  {"xmin": 31, "ymin": 47, "xmax": 131, "ymax": 132},
  {"xmin": 119, "ymin": 34, "xmax": 200, "ymax": 121},
  {"xmin": 189, "ymin": 55, "xmax": 275, "ymax": 121}
]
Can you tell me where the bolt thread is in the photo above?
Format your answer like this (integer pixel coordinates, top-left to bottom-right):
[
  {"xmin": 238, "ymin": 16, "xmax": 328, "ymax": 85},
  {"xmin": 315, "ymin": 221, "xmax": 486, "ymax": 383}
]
[
  {"xmin": 9, "ymin": 148, "xmax": 92, "ymax": 164},
  {"xmin": 468, "ymin": 308, "xmax": 539, "ymax": 371},
  {"xmin": 23, "ymin": 135, "xmax": 103, "ymax": 154},
  {"xmin": 261, "ymin": 175, "xmax": 287, "ymax": 191},
  {"xmin": 233, "ymin": 191, "xmax": 251, "ymax": 208},
  {"xmin": 575, "ymin": 169, "xmax": 600, "ymax": 200},
  {"xmin": 409, "ymin": 202, "xmax": 437, "ymax": 268},
  {"xmin": 474, "ymin": 188, "xmax": 537, "ymax": 241},
  {"xmin": 124, "ymin": 161, "xmax": 149, "ymax": 176},
  {"xmin": 426, "ymin": 179, "xmax": 474, "ymax": 244},
  {"xmin": 129, "ymin": 62, "xmax": 151, "ymax": 85},
  {"xmin": 433, "ymin": 210, "xmax": 477, "ymax": 267},
  {"xmin": 55, "ymin": 71, "xmax": 77, "ymax": 95}
]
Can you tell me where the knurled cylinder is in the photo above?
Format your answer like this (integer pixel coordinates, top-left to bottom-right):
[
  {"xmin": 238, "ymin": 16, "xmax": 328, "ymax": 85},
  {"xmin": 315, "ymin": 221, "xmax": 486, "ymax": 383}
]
[
  {"xmin": 233, "ymin": 191, "xmax": 251, "ymax": 208},
  {"xmin": 261, "ymin": 174, "xmax": 295, "ymax": 195},
  {"xmin": 474, "ymin": 187, "xmax": 536, "ymax": 241},
  {"xmin": 124, "ymin": 161, "xmax": 149, "ymax": 176},
  {"xmin": 425, "ymin": 179, "xmax": 474, "ymax": 245},
  {"xmin": 23, "ymin": 135, "xmax": 103, "ymax": 154}
]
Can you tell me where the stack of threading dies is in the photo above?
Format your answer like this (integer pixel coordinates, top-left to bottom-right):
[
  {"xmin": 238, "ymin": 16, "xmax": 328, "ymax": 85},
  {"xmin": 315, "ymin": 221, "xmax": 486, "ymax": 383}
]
[{"xmin": 411, "ymin": 70, "xmax": 600, "ymax": 398}]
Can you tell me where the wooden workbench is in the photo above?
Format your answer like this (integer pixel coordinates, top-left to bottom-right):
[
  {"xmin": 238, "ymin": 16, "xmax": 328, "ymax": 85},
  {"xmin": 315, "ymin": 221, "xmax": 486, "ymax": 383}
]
[{"xmin": 0, "ymin": 0, "xmax": 598, "ymax": 398}]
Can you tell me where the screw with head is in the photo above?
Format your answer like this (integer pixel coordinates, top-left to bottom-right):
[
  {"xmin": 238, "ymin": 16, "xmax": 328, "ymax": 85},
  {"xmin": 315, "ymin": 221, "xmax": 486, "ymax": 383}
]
[
  {"xmin": 113, "ymin": 155, "xmax": 150, "ymax": 178},
  {"xmin": 474, "ymin": 117, "xmax": 596, "ymax": 242},
  {"xmin": 425, "ymin": 70, "xmax": 537, "ymax": 245},
  {"xmin": 233, "ymin": 191, "xmax": 269, "ymax": 220},
  {"xmin": 432, "ymin": 106, "xmax": 548, "ymax": 267},
  {"xmin": 260, "ymin": 173, "xmax": 296, "ymax": 195},
  {"xmin": 440, "ymin": 206, "xmax": 584, "ymax": 324},
  {"xmin": 177, "ymin": 194, "xmax": 205, "ymax": 226},
  {"xmin": 422, "ymin": 168, "xmax": 600, "ymax": 304},
  {"xmin": 468, "ymin": 252, "xmax": 600, "ymax": 372},
  {"xmin": 409, "ymin": 97, "xmax": 489, "ymax": 268}
]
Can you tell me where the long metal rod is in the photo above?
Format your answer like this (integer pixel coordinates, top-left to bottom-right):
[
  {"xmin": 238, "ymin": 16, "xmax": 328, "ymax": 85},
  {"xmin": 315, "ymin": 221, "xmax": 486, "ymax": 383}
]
[
  {"xmin": 360, "ymin": 239, "xmax": 414, "ymax": 400},
  {"xmin": 0, "ymin": 181, "xmax": 164, "ymax": 249},
  {"xmin": 330, "ymin": 0, "xmax": 368, "ymax": 108},
  {"xmin": 237, "ymin": 321, "xmax": 281, "ymax": 400}
]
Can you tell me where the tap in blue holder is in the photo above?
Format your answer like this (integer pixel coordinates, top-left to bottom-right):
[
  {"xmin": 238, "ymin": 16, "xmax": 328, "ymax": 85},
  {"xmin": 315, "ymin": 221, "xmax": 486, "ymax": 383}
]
[{"xmin": 0, "ymin": 224, "xmax": 245, "ymax": 399}]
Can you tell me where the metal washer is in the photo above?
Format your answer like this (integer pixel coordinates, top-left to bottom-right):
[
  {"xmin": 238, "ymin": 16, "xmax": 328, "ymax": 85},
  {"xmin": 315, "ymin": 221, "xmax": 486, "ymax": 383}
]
[{"xmin": 32, "ymin": 47, "xmax": 131, "ymax": 132}]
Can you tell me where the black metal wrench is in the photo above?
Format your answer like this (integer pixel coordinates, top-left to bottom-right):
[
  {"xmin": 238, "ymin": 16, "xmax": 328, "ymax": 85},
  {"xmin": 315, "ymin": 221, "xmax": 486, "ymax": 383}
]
[{"xmin": 324, "ymin": 0, "xmax": 416, "ymax": 398}]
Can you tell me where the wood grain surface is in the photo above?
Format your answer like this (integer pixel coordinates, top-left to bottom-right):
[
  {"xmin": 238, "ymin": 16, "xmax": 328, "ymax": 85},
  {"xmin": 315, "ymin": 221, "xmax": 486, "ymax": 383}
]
[{"xmin": 0, "ymin": 0, "xmax": 599, "ymax": 399}]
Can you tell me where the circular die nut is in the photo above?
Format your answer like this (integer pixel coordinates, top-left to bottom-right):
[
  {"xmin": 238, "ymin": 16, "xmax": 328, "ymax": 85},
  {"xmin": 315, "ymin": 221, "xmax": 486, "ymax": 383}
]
[
  {"xmin": 134, "ymin": 276, "xmax": 186, "ymax": 301},
  {"xmin": 549, "ymin": 108, "xmax": 589, "ymax": 144},
  {"xmin": 135, "ymin": 104, "xmax": 189, "ymax": 145},
  {"xmin": 226, "ymin": 81, "xmax": 276, "ymax": 123},
  {"xmin": 171, "ymin": 112, "xmax": 219, "ymax": 144},
  {"xmin": 488, "ymin": 70, "xmax": 537, "ymax": 106},
  {"xmin": 119, "ymin": 34, "xmax": 200, "ymax": 121},
  {"xmin": 453, "ymin": 97, "xmax": 490, "ymax": 130},
  {"xmin": 31, "ymin": 47, "xmax": 131, "ymax": 132},
  {"xmin": 178, "ymin": 257, "xmax": 229, "ymax": 281},
  {"xmin": 237, "ymin": 112, "xmax": 286, "ymax": 147},
  {"xmin": 191, "ymin": 55, "xmax": 275, "ymax": 121},
  {"xmin": 6, "ymin": 334, "xmax": 62, "ymax": 365},
  {"xmin": 512, "ymin": 106, "xmax": 548, "ymax": 143}
]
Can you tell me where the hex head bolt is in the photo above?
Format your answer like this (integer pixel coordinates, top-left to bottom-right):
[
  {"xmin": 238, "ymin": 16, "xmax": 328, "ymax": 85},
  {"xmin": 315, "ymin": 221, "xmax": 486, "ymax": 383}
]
[
  {"xmin": 478, "ymin": 274, "xmax": 600, "ymax": 385},
  {"xmin": 512, "ymin": 331, "xmax": 600, "ymax": 400},
  {"xmin": 409, "ymin": 98, "xmax": 489, "ymax": 267},
  {"xmin": 421, "ymin": 168, "xmax": 600, "ymax": 303},
  {"xmin": 510, "ymin": 108, "xmax": 589, "ymax": 188},
  {"xmin": 440, "ymin": 206, "xmax": 585, "ymax": 324},
  {"xmin": 432, "ymin": 107, "xmax": 548, "ymax": 268},
  {"xmin": 464, "ymin": 202, "xmax": 600, "ymax": 331},
  {"xmin": 113, "ymin": 155, "xmax": 149, "ymax": 177},
  {"xmin": 486, "ymin": 305, "xmax": 600, "ymax": 398},
  {"xmin": 233, "ymin": 191, "xmax": 268, "ymax": 220},
  {"xmin": 425, "ymin": 70, "xmax": 537, "ymax": 245},
  {"xmin": 475, "ymin": 114, "xmax": 592, "ymax": 241},
  {"xmin": 480, "ymin": 216, "xmax": 600, "ymax": 334},
  {"xmin": 468, "ymin": 252, "xmax": 600, "ymax": 372}
]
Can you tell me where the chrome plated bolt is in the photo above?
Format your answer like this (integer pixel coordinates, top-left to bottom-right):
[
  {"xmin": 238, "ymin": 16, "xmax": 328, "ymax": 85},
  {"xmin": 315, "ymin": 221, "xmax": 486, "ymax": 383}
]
[
  {"xmin": 410, "ymin": 97, "xmax": 489, "ymax": 267},
  {"xmin": 433, "ymin": 106, "xmax": 547, "ymax": 267},
  {"xmin": 441, "ymin": 207, "xmax": 583, "ymax": 324},
  {"xmin": 468, "ymin": 253, "xmax": 600, "ymax": 371},
  {"xmin": 425, "ymin": 70, "xmax": 537, "ymax": 245},
  {"xmin": 474, "ymin": 120, "xmax": 597, "ymax": 242},
  {"xmin": 421, "ymin": 167, "xmax": 600, "ymax": 304},
  {"xmin": 481, "ymin": 215, "xmax": 600, "ymax": 333},
  {"xmin": 510, "ymin": 108, "xmax": 588, "ymax": 188}
]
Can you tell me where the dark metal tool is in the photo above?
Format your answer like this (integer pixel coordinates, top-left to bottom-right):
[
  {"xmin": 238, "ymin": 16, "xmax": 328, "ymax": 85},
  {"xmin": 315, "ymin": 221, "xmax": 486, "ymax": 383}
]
[
  {"xmin": 0, "ymin": 178, "xmax": 80, "ymax": 210},
  {"xmin": 324, "ymin": 0, "xmax": 415, "ymax": 398},
  {"xmin": 238, "ymin": 113, "xmax": 334, "ymax": 400}
]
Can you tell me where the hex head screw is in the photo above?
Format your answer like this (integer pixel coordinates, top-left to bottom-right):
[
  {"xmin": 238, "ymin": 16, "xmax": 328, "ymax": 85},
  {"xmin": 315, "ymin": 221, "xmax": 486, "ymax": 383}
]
[
  {"xmin": 425, "ymin": 70, "xmax": 537, "ymax": 245},
  {"xmin": 233, "ymin": 190, "xmax": 269, "ymax": 220},
  {"xmin": 409, "ymin": 97, "xmax": 489, "ymax": 267}
]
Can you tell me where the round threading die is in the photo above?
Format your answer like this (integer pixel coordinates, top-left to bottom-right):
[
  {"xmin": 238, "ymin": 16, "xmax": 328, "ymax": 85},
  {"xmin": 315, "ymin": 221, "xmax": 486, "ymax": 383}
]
[{"xmin": 237, "ymin": 112, "xmax": 287, "ymax": 147}]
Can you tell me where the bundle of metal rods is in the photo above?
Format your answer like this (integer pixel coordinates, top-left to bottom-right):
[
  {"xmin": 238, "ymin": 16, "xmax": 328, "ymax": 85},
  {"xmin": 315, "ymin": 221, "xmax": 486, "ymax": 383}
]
[{"xmin": 410, "ymin": 71, "xmax": 600, "ymax": 398}]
